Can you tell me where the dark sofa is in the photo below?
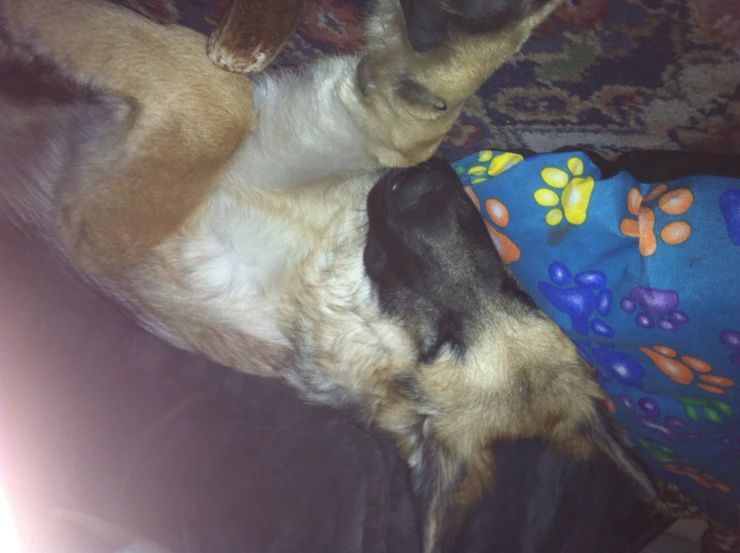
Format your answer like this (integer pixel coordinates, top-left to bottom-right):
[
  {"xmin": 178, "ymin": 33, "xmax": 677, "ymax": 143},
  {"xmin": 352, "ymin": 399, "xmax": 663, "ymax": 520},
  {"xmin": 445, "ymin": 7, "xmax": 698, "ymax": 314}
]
[{"xmin": 0, "ymin": 214, "xmax": 668, "ymax": 553}]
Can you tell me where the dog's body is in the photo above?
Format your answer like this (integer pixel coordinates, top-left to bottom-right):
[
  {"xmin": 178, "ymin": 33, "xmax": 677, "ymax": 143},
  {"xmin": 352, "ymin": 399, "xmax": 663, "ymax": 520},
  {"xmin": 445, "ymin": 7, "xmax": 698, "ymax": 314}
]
[{"xmin": 0, "ymin": 0, "xmax": 653, "ymax": 550}]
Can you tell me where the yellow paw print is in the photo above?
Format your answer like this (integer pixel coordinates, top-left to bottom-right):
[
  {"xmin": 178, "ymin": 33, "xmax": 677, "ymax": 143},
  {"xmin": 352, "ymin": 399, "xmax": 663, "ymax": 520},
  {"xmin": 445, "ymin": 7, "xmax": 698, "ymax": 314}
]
[
  {"xmin": 534, "ymin": 157, "xmax": 595, "ymax": 226},
  {"xmin": 466, "ymin": 151, "xmax": 524, "ymax": 184}
]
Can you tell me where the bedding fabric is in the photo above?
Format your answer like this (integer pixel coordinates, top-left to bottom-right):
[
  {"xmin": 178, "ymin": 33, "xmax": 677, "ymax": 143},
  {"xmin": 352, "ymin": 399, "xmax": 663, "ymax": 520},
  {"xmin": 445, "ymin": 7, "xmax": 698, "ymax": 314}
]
[
  {"xmin": 453, "ymin": 148, "xmax": 740, "ymax": 544},
  {"xmin": 0, "ymin": 220, "xmax": 644, "ymax": 553}
]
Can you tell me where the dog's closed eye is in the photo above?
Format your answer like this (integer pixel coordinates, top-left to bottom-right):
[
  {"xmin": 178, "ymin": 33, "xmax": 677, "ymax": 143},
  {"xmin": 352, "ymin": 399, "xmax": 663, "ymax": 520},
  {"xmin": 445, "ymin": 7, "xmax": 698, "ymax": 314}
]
[
  {"xmin": 363, "ymin": 234, "xmax": 387, "ymax": 281},
  {"xmin": 419, "ymin": 312, "xmax": 465, "ymax": 364}
]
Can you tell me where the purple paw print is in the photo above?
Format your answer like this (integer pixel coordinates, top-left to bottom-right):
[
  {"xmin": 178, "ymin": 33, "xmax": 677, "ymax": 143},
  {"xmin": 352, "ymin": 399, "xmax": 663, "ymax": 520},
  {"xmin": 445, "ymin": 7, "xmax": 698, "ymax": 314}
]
[
  {"xmin": 620, "ymin": 394, "xmax": 699, "ymax": 442},
  {"xmin": 719, "ymin": 190, "xmax": 740, "ymax": 246},
  {"xmin": 539, "ymin": 262, "xmax": 614, "ymax": 337},
  {"xmin": 620, "ymin": 286, "xmax": 689, "ymax": 333},
  {"xmin": 720, "ymin": 329, "xmax": 740, "ymax": 368},
  {"xmin": 718, "ymin": 437, "xmax": 740, "ymax": 458}
]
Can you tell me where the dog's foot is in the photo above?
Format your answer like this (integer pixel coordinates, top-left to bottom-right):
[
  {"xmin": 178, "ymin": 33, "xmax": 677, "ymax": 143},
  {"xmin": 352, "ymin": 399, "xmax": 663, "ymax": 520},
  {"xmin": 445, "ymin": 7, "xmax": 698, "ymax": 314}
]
[{"xmin": 353, "ymin": 0, "xmax": 563, "ymax": 167}]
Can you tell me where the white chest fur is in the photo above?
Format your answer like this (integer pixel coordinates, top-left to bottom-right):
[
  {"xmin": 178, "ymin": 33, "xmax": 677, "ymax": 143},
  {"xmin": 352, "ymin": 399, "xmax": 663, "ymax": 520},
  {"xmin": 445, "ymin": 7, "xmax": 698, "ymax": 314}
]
[{"xmin": 132, "ymin": 169, "xmax": 377, "ymax": 373}]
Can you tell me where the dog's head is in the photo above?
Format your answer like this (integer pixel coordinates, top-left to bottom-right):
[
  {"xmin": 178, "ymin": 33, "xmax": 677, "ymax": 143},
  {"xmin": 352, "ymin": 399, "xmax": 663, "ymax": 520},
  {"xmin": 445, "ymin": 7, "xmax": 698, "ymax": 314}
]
[{"xmin": 362, "ymin": 159, "xmax": 654, "ymax": 553}]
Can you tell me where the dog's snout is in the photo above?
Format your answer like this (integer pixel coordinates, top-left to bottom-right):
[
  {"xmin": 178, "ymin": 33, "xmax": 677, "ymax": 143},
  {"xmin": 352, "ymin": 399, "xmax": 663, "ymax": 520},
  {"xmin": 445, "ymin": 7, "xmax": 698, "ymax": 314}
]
[{"xmin": 388, "ymin": 158, "xmax": 457, "ymax": 212}]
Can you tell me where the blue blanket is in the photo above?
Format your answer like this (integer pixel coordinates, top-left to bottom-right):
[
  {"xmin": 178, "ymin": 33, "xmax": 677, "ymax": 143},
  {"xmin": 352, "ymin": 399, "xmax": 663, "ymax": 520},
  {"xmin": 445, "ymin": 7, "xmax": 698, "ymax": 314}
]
[{"xmin": 453, "ymin": 150, "xmax": 740, "ymax": 533}]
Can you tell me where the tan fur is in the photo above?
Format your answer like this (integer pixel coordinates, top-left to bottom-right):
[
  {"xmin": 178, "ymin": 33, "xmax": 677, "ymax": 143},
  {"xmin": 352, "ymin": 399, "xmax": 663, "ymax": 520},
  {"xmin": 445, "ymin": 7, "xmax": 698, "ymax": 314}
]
[
  {"xmin": 355, "ymin": 0, "xmax": 562, "ymax": 167},
  {"xmin": 2, "ymin": 0, "xmax": 255, "ymax": 272},
  {"xmin": 0, "ymin": 1, "xmax": 652, "ymax": 552}
]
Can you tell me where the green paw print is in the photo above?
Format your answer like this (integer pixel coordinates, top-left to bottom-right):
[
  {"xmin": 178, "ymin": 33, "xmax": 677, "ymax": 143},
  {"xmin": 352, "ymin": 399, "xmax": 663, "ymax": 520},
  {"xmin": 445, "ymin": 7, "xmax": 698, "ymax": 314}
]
[
  {"xmin": 638, "ymin": 437, "xmax": 680, "ymax": 463},
  {"xmin": 637, "ymin": 437, "xmax": 696, "ymax": 464},
  {"xmin": 534, "ymin": 156, "xmax": 595, "ymax": 226},
  {"xmin": 678, "ymin": 396, "xmax": 734, "ymax": 423}
]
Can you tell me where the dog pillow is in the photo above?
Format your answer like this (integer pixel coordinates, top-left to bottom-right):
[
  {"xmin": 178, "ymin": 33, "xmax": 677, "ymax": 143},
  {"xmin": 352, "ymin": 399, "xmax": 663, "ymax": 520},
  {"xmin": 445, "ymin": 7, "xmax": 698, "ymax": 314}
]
[{"xmin": 454, "ymin": 149, "xmax": 740, "ymax": 537}]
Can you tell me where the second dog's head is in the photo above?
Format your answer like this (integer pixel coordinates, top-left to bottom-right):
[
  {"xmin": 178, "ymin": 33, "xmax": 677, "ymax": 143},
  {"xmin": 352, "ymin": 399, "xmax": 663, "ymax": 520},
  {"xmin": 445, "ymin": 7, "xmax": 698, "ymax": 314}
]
[{"xmin": 359, "ymin": 159, "xmax": 652, "ymax": 552}]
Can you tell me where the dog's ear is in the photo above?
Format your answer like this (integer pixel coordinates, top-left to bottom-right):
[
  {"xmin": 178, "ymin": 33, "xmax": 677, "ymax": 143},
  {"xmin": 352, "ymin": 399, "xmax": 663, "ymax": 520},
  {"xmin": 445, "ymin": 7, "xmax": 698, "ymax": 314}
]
[
  {"xmin": 553, "ymin": 402, "xmax": 657, "ymax": 504},
  {"xmin": 407, "ymin": 417, "xmax": 493, "ymax": 553},
  {"xmin": 588, "ymin": 404, "xmax": 657, "ymax": 502}
]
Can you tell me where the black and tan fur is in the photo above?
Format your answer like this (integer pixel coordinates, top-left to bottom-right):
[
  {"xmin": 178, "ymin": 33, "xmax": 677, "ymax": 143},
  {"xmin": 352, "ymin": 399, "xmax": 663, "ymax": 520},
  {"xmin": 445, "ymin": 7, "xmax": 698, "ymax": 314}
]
[{"xmin": 0, "ymin": 0, "xmax": 654, "ymax": 551}]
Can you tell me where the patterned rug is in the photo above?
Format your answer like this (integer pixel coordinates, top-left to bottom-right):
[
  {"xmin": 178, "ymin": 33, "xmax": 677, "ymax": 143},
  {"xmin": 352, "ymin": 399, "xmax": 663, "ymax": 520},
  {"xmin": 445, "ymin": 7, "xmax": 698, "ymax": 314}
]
[{"xmin": 123, "ymin": 0, "xmax": 740, "ymax": 160}]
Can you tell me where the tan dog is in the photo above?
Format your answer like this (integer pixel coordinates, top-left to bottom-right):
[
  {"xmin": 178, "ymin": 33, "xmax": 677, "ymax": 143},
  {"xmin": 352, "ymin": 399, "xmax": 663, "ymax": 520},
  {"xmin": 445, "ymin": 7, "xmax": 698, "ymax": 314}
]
[{"xmin": 0, "ymin": 0, "xmax": 654, "ymax": 551}]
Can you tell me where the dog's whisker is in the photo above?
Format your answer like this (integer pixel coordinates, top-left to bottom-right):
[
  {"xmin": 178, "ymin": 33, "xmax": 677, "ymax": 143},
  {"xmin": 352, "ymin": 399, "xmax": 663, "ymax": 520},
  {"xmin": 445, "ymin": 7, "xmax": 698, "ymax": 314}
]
[{"xmin": 331, "ymin": 220, "xmax": 369, "ymax": 241}]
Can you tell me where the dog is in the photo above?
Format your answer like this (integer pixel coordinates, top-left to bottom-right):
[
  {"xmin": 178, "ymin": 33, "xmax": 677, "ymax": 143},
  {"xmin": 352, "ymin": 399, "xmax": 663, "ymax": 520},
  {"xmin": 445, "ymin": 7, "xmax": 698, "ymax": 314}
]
[{"xmin": 0, "ymin": 0, "xmax": 655, "ymax": 551}]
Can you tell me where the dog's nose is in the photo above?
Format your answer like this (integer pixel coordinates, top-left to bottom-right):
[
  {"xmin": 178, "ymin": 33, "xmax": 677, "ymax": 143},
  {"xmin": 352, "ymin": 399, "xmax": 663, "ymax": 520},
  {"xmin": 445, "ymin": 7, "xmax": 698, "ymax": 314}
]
[{"xmin": 388, "ymin": 158, "xmax": 457, "ymax": 212}]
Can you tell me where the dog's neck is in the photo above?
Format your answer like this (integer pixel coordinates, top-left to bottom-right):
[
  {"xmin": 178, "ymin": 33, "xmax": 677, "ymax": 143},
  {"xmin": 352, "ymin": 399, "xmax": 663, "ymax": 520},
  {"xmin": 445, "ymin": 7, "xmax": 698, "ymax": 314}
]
[
  {"xmin": 277, "ymin": 219, "xmax": 418, "ymax": 406},
  {"xmin": 131, "ymin": 162, "xmax": 394, "ymax": 377}
]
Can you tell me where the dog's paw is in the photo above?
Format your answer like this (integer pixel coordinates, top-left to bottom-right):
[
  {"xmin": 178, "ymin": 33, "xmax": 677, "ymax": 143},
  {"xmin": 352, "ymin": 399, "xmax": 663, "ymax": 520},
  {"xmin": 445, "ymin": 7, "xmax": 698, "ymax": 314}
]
[
  {"xmin": 353, "ymin": 0, "xmax": 562, "ymax": 167},
  {"xmin": 401, "ymin": 0, "xmax": 561, "ymax": 53}
]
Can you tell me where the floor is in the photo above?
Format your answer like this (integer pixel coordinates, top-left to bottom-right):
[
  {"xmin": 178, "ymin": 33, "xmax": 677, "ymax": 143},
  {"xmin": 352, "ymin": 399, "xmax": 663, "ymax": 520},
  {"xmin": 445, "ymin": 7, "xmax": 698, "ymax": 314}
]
[{"xmin": 644, "ymin": 519, "xmax": 707, "ymax": 553}]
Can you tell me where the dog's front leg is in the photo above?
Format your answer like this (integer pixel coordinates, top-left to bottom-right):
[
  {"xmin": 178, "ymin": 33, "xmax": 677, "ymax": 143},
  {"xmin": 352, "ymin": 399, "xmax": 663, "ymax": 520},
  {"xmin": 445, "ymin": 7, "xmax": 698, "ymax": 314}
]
[
  {"xmin": 354, "ymin": 0, "xmax": 564, "ymax": 168},
  {"xmin": 233, "ymin": 0, "xmax": 562, "ymax": 191}
]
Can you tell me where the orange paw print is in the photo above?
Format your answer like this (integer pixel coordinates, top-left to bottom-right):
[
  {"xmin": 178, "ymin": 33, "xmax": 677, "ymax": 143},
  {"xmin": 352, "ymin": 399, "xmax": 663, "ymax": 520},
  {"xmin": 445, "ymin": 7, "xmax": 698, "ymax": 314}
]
[
  {"xmin": 463, "ymin": 187, "xmax": 521, "ymax": 264},
  {"xmin": 663, "ymin": 464, "xmax": 731, "ymax": 494},
  {"xmin": 620, "ymin": 184, "xmax": 693, "ymax": 256},
  {"xmin": 640, "ymin": 345, "xmax": 735, "ymax": 394},
  {"xmin": 604, "ymin": 394, "xmax": 617, "ymax": 414}
]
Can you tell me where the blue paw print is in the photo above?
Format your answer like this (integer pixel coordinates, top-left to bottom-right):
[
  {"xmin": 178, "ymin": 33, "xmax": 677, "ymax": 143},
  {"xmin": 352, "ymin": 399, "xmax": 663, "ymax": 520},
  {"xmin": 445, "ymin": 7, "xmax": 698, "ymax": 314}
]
[
  {"xmin": 575, "ymin": 340, "xmax": 645, "ymax": 387},
  {"xmin": 719, "ymin": 190, "xmax": 740, "ymax": 246},
  {"xmin": 539, "ymin": 262, "xmax": 614, "ymax": 337},
  {"xmin": 593, "ymin": 345, "xmax": 645, "ymax": 387}
]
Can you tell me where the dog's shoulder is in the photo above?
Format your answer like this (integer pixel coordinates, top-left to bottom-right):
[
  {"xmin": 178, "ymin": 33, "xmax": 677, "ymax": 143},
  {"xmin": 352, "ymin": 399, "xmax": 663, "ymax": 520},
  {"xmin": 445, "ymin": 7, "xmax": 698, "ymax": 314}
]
[{"xmin": 1, "ymin": 0, "xmax": 258, "ymax": 273}]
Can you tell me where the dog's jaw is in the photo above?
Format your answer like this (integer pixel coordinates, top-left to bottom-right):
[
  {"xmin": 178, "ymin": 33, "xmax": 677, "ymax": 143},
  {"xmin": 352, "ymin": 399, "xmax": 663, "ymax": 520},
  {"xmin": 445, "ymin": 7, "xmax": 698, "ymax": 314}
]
[{"xmin": 277, "ymin": 193, "xmax": 422, "ymax": 408}]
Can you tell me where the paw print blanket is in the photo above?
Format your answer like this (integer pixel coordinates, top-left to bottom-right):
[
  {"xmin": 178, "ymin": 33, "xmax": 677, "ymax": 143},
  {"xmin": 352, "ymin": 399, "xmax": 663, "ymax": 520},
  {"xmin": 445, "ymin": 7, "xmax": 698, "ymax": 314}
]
[{"xmin": 453, "ymin": 150, "xmax": 740, "ymax": 537}]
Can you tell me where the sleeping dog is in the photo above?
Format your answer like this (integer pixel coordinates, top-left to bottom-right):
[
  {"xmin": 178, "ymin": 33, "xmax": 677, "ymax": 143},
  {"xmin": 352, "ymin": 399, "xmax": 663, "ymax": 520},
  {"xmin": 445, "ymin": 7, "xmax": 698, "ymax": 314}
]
[{"xmin": 0, "ymin": 0, "xmax": 654, "ymax": 551}]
